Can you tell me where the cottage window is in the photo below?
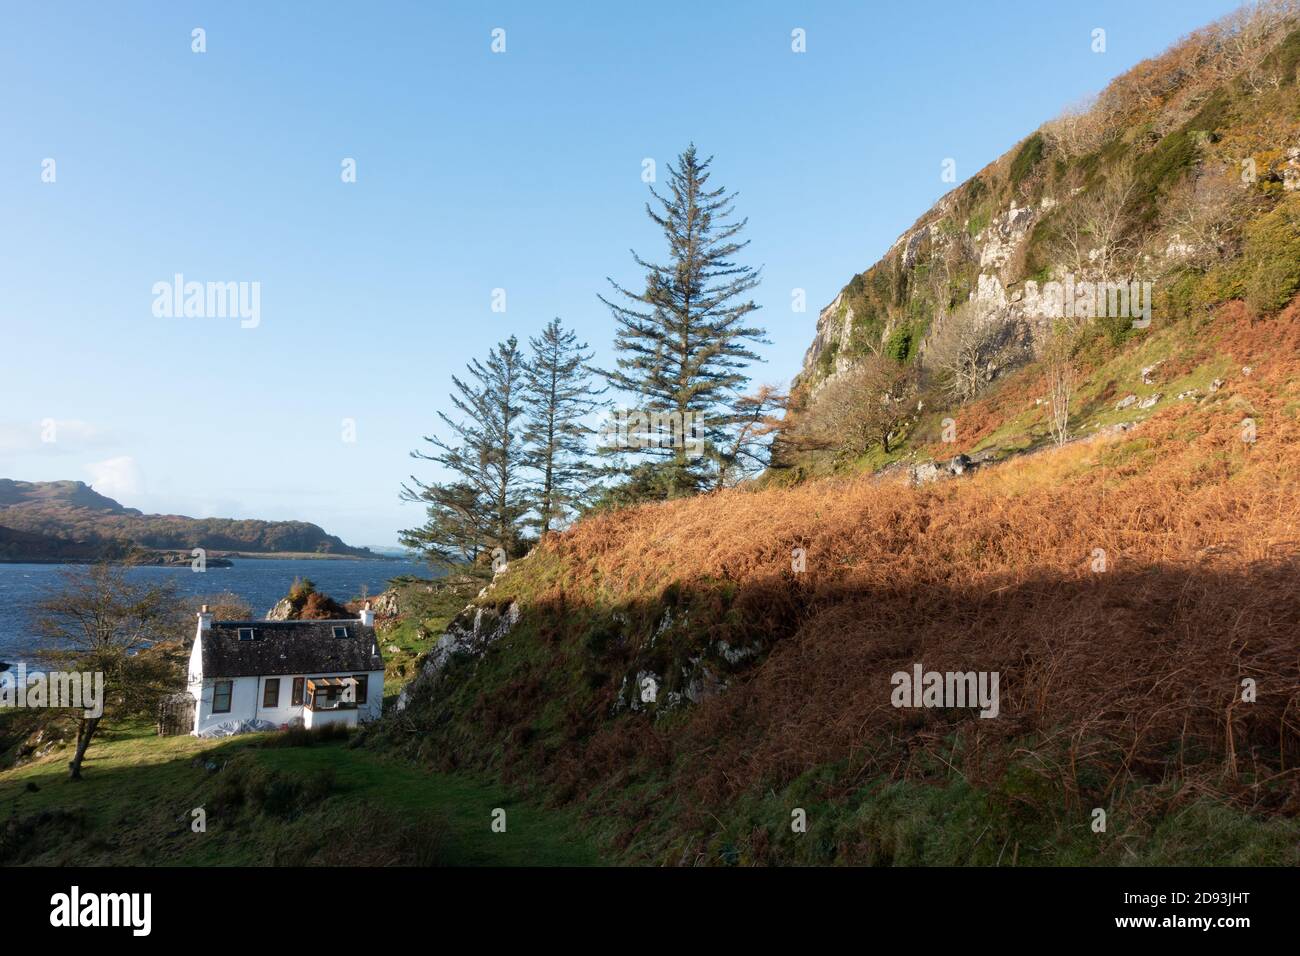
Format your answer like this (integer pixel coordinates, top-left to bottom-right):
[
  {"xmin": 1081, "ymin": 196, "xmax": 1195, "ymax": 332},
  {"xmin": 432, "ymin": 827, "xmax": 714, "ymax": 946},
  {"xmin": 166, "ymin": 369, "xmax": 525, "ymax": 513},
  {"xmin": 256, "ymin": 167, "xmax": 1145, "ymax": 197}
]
[
  {"xmin": 352, "ymin": 675, "xmax": 368, "ymax": 706},
  {"xmin": 291, "ymin": 677, "xmax": 304, "ymax": 706},
  {"xmin": 238, "ymin": 627, "xmax": 256, "ymax": 641},
  {"xmin": 213, "ymin": 680, "xmax": 233, "ymax": 714},
  {"xmin": 263, "ymin": 678, "xmax": 280, "ymax": 708},
  {"xmin": 305, "ymin": 677, "xmax": 357, "ymax": 711},
  {"xmin": 332, "ymin": 626, "xmax": 349, "ymax": 639}
]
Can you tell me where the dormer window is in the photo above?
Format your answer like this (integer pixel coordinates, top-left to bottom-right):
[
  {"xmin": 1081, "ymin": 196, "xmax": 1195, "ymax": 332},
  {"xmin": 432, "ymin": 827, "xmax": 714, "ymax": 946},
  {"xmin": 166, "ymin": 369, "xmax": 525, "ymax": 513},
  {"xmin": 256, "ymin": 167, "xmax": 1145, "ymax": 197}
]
[
  {"xmin": 238, "ymin": 627, "xmax": 256, "ymax": 642},
  {"xmin": 332, "ymin": 626, "xmax": 349, "ymax": 639}
]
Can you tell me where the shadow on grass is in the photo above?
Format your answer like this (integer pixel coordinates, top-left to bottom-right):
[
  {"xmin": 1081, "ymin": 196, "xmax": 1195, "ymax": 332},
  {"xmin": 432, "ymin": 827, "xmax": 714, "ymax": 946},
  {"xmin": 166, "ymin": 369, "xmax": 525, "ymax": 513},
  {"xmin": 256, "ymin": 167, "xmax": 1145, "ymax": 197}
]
[{"xmin": 0, "ymin": 729, "xmax": 599, "ymax": 867}]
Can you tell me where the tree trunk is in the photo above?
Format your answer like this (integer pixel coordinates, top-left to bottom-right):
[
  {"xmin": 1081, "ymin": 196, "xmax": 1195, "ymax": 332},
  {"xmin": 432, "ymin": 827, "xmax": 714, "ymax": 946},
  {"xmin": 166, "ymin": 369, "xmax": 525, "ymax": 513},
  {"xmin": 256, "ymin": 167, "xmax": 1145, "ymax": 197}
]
[{"xmin": 68, "ymin": 715, "xmax": 100, "ymax": 781}]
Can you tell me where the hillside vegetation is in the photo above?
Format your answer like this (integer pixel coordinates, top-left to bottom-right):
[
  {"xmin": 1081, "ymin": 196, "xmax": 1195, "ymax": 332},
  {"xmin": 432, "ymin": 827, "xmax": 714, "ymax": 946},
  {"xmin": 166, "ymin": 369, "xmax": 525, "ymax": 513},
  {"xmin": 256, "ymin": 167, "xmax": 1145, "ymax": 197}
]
[
  {"xmin": 384, "ymin": 300, "xmax": 1300, "ymax": 864},
  {"xmin": 786, "ymin": 3, "xmax": 1300, "ymax": 479},
  {"xmin": 379, "ymin": 5, "xmax": 1300, "ymax": 865}
]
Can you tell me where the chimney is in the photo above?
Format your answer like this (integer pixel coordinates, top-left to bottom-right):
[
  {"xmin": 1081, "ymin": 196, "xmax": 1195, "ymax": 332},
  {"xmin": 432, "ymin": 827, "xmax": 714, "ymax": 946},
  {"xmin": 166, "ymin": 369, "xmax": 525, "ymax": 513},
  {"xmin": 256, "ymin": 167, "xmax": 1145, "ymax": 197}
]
[
  {"xmin": 358, "ymin": 601, "xmax": 374, "ymax": 627},
  {"xmin": 198, "ymin": 604, "xmax": 213, "ymax": 632}
]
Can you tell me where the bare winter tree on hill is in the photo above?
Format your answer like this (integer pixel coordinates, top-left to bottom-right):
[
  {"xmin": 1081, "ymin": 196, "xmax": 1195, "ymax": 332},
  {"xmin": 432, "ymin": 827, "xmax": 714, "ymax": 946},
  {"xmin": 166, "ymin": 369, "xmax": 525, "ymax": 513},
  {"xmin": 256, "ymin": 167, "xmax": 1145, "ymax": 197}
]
[
  {"xmin": 401, "ymin": 336, "xmax": 529, "ymax": 571},
  {"xmin": 522, "ymin": 318, "xmax": 605, "ymax": 533},
  {"xmin": 599, "ymin": 144, "xmax": 768, "ymax": 497},
  {"xmin": 802, "ymin": 356, "xmax": 917, "ymax": 458},
  {"xmin": 712, "ymin": 384, "xmax": 788, "ymax": 488},
  {"xmin": 926, "ymin": 302, "xmax": 1032, "ymax": 404},
  {"xmin": 1049, "ymin": 163, "xmax": 1140, "ymax": 289}
]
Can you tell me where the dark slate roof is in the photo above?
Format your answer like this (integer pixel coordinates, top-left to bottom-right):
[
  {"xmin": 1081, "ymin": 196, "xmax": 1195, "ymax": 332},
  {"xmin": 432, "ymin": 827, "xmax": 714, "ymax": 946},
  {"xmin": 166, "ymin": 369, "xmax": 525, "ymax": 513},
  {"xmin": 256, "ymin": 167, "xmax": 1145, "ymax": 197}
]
[{"xmin": 201, "ymin": 620, "xmax": 383, "ymax": 678}]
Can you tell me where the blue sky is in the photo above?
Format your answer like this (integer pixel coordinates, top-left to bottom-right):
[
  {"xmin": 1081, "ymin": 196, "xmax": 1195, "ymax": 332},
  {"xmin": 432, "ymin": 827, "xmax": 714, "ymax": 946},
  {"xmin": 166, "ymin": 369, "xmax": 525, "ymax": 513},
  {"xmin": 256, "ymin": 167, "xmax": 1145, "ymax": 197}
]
[{"xmin": 0, "ymin": 0, "xmax": 1243, "ymax": 545}]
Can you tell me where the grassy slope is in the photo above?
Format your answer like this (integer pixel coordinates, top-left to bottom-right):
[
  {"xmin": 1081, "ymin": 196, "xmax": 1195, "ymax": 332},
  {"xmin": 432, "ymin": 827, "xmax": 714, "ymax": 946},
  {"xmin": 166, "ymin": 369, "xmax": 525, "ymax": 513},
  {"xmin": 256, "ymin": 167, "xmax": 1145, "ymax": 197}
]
[
  {"xmin": 379, "ymin": 576, "xmax": 479, "ymax": 700},
  {"xmin": 0, "ymin": 576, "xmax": 595, "ymax": 866},
  {"xmin": 0, "ymin": 720, "xmax": 597, "ymax": 866}
]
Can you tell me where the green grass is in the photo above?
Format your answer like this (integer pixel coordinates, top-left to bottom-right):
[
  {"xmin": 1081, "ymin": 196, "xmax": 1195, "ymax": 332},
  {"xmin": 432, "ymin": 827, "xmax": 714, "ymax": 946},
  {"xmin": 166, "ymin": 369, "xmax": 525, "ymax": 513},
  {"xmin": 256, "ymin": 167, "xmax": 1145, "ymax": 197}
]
[
  {"xmin": 0, "ymin": 721, "xmax": 599, "ymax": 866},
  {"xmin": 378, "ymin": 577, "xmax": 479, "ymax": 700},
  {"xmin": 669, "ymin": 766, "xmax": 1300, "ymax": 867}
]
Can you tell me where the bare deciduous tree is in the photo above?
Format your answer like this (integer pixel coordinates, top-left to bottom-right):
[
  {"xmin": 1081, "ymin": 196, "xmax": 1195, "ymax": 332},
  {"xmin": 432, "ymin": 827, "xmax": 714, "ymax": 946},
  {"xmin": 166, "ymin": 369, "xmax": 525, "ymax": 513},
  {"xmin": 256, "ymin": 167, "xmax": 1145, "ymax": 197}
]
[
  {"xmin": 1041, "ymin": 95, "xmax": 1107, "ymax": 159},
  {"xmin": 1209, "ymin": 0, "xmax": 1298, "ymax": 94},
  {"xmin": 1049, "ymin": 163, "xmax": 1140, "ymax": 287},
  {"xmin": 1043, "ymin": 325, "xmax": 1076, "ymax": 447},
  {"xmin": 1164, "ymin": 168, "xmax": 1246, "ymax": 269},
  {"xmin": 924, "ymin": 303, "xmax": 1031, "ymax": 404},
  {"xmin": 35, "ymin": 564, "xmax": 181, "ymax": 780},
  {"xmin": 712, "ymin": 384, "xmax": 788, "ymax": 488},
  {"xmin": 803, "ymin": 356, "xmax": 917, "ymax": 457}
]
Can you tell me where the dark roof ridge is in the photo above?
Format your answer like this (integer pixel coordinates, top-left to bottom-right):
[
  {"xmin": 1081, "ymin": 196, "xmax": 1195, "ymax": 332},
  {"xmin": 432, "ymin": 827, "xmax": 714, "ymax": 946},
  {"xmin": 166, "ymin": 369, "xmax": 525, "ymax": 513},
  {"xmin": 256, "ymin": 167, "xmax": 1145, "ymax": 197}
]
[{"xmin": 214, "ymin": 618, "xmax": 363, "ymax": 625}]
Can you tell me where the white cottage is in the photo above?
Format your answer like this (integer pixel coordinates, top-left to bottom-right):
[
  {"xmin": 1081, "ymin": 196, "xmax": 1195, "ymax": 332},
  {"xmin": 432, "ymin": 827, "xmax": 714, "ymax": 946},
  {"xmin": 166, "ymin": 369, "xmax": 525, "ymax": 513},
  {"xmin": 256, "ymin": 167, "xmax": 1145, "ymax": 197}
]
[{"xmin": 186, "ymin": 603, "xmax": 385, "ymax": 736}]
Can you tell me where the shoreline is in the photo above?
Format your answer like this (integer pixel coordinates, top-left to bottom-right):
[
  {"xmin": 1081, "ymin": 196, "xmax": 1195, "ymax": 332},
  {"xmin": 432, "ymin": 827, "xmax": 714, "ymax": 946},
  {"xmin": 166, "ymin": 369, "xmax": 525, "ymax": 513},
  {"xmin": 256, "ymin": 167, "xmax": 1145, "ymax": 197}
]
[{"xmin": 0, "ymin": 551, "xmax": 399, "ymax": 566}]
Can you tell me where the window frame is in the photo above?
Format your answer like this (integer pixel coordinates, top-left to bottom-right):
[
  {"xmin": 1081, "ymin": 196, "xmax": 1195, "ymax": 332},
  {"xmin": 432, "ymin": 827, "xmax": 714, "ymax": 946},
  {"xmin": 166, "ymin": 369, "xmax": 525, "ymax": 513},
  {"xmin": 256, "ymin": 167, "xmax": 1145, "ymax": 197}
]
[
  {"xmin": 238, "ymin": 627, "xmax": 256, "ymax": 642},
  {"xmin": 212, "ymin": 680, "xmax": 233, "ymax": 714},
  {"xmin": 352, "ymin": 674, "xmax": 368, "ymax": 706},
  {"xmin": 262, "ymin": 678, "xmax": 280, "ymax": 709},
  {"xmin": 332, "ymin": 625, "xmax": 349, "ymax": 639},
  {"xmin": 291, "ymin": 677, "xmax": 305, "ymax": 706}
]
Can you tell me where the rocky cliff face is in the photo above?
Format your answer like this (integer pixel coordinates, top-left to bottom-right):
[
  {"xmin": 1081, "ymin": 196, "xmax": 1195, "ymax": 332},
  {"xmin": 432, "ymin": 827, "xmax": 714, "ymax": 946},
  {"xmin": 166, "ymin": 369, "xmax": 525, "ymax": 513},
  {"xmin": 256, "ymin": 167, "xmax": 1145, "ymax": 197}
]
[{"xmin": 794, "ymin": 15, "xmax": 1300, "ymax": 411}]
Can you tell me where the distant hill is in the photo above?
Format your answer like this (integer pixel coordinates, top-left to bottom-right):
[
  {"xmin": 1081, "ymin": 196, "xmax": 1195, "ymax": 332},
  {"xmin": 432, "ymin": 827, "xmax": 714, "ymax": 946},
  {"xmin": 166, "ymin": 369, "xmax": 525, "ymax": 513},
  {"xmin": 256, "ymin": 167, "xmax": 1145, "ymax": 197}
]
[
  {"xmin": 0, "ymin": 479, "xmax": 376, "ymax": 561},
  {"xmin": 0, "ymin": 479, "xmax": 139, "ymax": 514},
  {"xmin": 0, "ymin": 524, "xmax": 129, "ymax": 562}
]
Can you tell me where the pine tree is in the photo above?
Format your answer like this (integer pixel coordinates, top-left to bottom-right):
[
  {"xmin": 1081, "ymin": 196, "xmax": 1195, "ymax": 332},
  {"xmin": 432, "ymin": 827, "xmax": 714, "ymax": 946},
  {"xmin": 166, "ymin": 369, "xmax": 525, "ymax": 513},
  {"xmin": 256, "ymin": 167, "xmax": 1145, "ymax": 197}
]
[
  {"xmin": 400, "ymin": 336, "xmax": 529, "ymax": 570},
  {"xmin": 522, "ymin": 318, "xmax": 604, "ymax": 534},
  {"xmin": 599, "ymin": 144, "xmax": 767, "ymax": 495}
]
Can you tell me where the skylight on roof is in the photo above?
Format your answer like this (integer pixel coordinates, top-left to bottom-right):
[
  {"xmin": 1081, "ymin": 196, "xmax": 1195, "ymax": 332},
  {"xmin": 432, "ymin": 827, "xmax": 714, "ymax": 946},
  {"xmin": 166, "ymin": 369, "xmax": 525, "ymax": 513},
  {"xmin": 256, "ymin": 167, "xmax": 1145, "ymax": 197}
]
[
  {"xmin": 238, "ymin": 627, "xmax": 256, "ymax": 641},
  {"xmin": 332, "ymin": 626, "xmax": 349, "ymax": 639}
]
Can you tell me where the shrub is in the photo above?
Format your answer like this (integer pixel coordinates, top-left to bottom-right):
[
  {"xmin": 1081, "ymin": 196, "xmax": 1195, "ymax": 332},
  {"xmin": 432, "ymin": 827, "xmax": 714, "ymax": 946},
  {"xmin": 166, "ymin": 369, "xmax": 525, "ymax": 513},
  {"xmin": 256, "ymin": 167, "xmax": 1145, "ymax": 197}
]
[
  {"xmin": 209, "ymin": 755, "xmax": 338, "ymax": 821},
  {"xmin": 288, "ymin": 577, "xmax": 316, "ymax": 602},
  {"xmin": 883, "ymin": 324, "xmax": 915, "ymax": 363},
  {"xmin": 1244, "ymin": 195, "xmax": 1300, "ymax": 314},
  {"xmin": 800, "ymin": 355, "xmax": 918, "ymax": 456},
  {"xmin": 1009, "ymin": 132, "xmax": 1045, "ymax": 189},
  {"xmin": 299, "ymin": 590, "xmax": 350, "ymax": 619}
]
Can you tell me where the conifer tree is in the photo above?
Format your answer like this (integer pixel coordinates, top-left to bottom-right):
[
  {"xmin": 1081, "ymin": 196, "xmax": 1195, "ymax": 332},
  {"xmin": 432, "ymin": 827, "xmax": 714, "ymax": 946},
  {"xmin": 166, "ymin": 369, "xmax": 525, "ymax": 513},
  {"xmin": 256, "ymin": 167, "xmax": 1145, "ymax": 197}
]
[
  {"xmin": 599, "ymin": 144, "xmax": 767, "ymax": 495},
  {"xmin": 522, "ymin": 318, "xmax": 604, "ymax": 534},
  {"xmin": 401, "ymin": 336, "xmax": 528, "ymax": 569}
]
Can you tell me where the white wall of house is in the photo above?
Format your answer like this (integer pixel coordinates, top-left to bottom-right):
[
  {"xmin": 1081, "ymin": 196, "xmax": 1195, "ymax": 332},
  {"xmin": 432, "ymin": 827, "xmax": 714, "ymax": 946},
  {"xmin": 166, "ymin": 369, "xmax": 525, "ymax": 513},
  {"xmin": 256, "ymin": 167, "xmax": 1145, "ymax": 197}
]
[
  {"xmin": 303, "ymin": 706, "xmax": 358, "ymax": 730},
  {"xmin": 190, "ymin": 669, "xmax": 383, "ymax": 736}
]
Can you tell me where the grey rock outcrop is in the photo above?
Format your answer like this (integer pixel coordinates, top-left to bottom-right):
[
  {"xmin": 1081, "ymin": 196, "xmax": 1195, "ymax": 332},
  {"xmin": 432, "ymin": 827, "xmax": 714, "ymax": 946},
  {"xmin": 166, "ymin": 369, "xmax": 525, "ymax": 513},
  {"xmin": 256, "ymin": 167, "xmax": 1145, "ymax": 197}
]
[
  {"xmin": 395, "ymin": 601, "xmax": 521, "ymax": 711},
  {"xmin": 266, "ymin": 597, "xmax": 294, "ymax": 621},
  {"xmin": 370, "ymin": 588, "xmax": 400, "ymax": 617}
]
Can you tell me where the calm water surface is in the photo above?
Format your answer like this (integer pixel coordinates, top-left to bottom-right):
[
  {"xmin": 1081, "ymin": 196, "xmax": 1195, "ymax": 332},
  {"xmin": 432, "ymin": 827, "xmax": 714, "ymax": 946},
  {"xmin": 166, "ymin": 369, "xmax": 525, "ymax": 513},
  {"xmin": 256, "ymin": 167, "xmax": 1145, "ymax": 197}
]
[{"xmin": 0, "ymin": 558, "xmax": 431, "ymax": 664}]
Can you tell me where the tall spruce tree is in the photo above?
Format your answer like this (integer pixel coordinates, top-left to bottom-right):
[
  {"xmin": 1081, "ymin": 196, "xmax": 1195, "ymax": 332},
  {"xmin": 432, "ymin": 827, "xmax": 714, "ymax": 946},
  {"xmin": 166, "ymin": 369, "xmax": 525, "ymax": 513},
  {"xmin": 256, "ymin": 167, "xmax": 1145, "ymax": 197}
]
[
  {"xmin": 522, "ymin": 318, "xmax": 604, "ymax": 534},
  {"xmin": 400, "ymin": 336, "xmax": 529, "ymax": 570},
  {"xmin": 599, "ymin": 144, "xmax": 767, "ymax": 495}
]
